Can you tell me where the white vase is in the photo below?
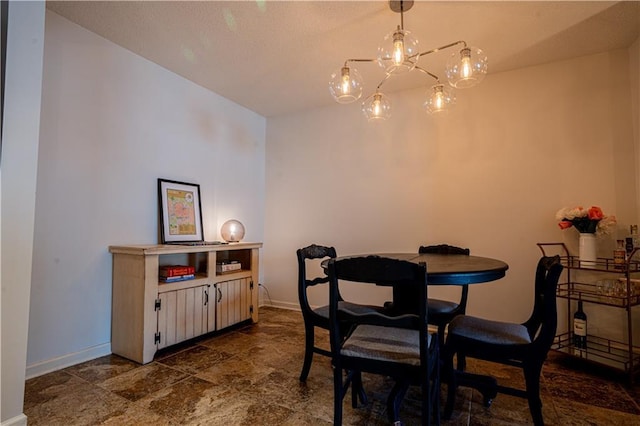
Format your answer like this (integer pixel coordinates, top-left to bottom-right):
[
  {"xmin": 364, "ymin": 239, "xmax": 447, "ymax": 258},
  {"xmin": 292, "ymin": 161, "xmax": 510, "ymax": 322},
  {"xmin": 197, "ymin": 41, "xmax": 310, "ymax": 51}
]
[{"xmin": 579, "ymin": 233, "xmax": 597, "ymax": 267}]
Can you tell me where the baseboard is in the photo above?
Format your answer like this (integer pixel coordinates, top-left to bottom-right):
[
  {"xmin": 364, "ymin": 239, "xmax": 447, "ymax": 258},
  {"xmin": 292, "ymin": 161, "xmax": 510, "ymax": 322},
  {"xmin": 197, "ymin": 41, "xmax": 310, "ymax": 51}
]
[
  {"xmin": 259, "ymin": 299, "xmax": 300, "ymax": 311},
  {"xmin": 1, "ymin": 414, "xmax": 27, "ymax": 426},
  {"xmin": 25, "ymin": 342, "xmax": 111, "ymax": 379}
]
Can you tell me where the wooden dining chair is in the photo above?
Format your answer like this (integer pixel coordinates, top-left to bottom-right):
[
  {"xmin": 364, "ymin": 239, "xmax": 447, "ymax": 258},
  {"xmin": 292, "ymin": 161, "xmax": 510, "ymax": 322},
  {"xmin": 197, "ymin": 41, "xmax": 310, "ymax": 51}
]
[
  {"xmin": 419, "ymin": 244, "xmax": 471, "ymax": 349},
  {"xmin": 327, "ymin": 255, "xmax": 440, "ymax": 425},
  {"xmin": 297, "ymin": 244, "xmax": 380, "ymax": 387},
  {"xmin": 443, "ymin": 255, "xmax": 563, "ymax": 426}
]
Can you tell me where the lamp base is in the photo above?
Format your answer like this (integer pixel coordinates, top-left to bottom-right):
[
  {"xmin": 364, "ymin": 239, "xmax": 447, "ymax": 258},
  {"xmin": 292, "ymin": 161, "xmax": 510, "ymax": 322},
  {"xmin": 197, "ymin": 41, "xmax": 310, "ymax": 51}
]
[{"xmin": 389, "ymin": 0, "xmax": 414, "ymax": 13}]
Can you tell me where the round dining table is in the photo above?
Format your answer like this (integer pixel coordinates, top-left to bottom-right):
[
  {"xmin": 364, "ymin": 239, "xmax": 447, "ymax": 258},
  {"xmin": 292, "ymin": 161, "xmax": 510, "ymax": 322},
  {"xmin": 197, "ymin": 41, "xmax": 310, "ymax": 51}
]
[
  {"xmin": 323, "ymin": 252, "xmax": 509, "ymax": 284},
  {"xmin": 323, "ymin": 252, "xmax": 509, "ymax": 313}
]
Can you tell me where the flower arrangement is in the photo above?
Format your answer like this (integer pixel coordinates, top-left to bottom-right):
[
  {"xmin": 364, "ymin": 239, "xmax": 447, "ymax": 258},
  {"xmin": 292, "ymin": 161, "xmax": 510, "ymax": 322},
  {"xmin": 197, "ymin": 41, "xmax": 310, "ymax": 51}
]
[{"xmin": 556, "ymin": 206, "xmax": 617, "ymax": 236}]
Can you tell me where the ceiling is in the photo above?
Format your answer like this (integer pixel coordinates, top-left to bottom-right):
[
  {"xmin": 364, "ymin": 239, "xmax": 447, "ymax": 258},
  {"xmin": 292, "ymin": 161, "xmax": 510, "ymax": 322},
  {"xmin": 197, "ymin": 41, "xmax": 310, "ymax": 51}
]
[{"xmin": 46, "ymin": 1, "xmax": 640, "ymax": 118}]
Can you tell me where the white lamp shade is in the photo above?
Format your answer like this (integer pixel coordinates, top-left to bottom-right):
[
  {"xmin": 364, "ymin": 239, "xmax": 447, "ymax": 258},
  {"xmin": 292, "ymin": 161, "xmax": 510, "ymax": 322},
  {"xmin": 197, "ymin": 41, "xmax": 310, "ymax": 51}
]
[
  {"xmin": 362, "ymin": 92, "xmax": 392, "ymax": 121},
  {"xmin": 220, "ymin": 219, "xmax": 245, "ymax": 242},
  {"xmin": 329, "ymin": 66, "xmax": 363, "ymax": 104},
  {"xmin": 445, "ymin": 46, "xmax": 488, "ymax": 89}
]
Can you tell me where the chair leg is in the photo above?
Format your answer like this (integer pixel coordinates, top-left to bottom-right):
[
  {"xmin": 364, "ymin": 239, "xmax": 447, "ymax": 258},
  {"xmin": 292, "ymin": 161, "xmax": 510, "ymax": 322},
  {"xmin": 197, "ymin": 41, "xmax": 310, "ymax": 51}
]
[
  {"xmin": 437, "ymin": 323, "xmax": 447, "ymax": 350},
  {"xmin": 351, "ymin": 371, "xmax": 367, "ymax": 407},
  {"xmin": 387, "ymin": 380, "xmax": 409, "ymax": 423},
  {"xmin": 299, "ymin": 324, "xmax": 314, "ymax": 382},
  {"xmin": 523, "ymin": 360, "xmax": 545, "ymax": 426},
  {"xmin": 333, "ymin": 366, "xmax": 345, "ymax": 426},
  {"xmin": 443, "ymin": 346, "xmax": 457, "ymax": 420},
  {"xmin": 432, "ymin": 349, "xmax": 441, "ymax": 425}
]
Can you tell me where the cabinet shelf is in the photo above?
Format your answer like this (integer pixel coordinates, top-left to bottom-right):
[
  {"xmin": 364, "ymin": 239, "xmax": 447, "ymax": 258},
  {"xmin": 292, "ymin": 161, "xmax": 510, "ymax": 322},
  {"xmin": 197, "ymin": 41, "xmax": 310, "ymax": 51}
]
[{"xmin": 157, "ymin": 275, "xmax": 210, "ymax": 293}]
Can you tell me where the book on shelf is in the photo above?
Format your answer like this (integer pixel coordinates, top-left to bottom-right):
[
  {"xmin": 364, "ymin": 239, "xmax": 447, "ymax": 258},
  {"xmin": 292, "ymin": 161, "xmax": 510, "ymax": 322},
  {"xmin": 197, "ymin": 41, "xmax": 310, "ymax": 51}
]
[
  {"xmin": 216, "ymin": 261, "xmax": 242, "ymax": 273},
  {"xmin": 160, "ymin": 274, "xmax": 195, "ymax": 283},
  {"xmin": 159, "ymin": 265, "xmax": 195, "ymax": 278}
]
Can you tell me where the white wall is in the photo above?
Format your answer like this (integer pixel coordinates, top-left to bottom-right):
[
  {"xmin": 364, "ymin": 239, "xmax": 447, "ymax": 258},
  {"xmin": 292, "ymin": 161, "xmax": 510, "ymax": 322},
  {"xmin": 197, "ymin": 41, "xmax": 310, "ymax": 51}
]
[
  {"xmin": 631, "ymin": 38, "xmax": 640, "ymax": 221},
  {"xmin": 25, "ymin": 11, "xmax": 266, "ymax": 376},
  {"xmin": 264, "ymin": 48, "xmax": 638, "ymax": 326},
  {"xmin": 1, "ymin": 2, "xmax": 46, "ymax": 424}
]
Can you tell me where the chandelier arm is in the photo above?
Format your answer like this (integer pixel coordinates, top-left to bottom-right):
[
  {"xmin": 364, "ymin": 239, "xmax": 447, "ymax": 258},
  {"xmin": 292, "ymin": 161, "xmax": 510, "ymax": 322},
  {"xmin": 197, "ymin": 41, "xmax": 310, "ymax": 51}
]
[
  {"xmin": 375, "ymin": 73, "xmax": 394, "ymax": 90},
  {"xmin": 414, "ymin": 66, "xmax": 440, "ymax": 83},
  {"xmin": 413, "ymin": 40, "xmax": 468, "ymax": 59},
  {"xmin": 344, "ymin": 58, "xmax": 377, "ymax": 67}
]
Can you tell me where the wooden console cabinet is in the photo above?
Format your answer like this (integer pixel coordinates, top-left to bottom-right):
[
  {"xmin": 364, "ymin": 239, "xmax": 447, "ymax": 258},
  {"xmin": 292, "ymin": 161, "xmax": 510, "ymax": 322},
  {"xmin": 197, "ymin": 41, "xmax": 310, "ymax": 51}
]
[{"xmin": 109, "ymin": 242, "xmax": 261, "ymax": 364}]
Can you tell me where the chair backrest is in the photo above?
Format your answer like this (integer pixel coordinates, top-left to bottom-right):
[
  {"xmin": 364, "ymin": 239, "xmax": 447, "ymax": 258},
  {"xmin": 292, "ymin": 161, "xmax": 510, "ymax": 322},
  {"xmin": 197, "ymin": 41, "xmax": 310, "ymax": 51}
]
[
  {"xmin": 327, "ymin": 256, "xmax": 429, "ymax": 352},
  {"xmin": 522, "ymin": 255, "xmax": 563, "ymax": 349},
  {"xmin": 418, "ymin": 244, "xmax": 471, "ymax": 311},
  {"xmin": 419, "ymin": 244, "xmax": 470, "ymax": 255},
  {"xmin": 297, "ymin": 244, "xmax": 337, "ymax": 315}
]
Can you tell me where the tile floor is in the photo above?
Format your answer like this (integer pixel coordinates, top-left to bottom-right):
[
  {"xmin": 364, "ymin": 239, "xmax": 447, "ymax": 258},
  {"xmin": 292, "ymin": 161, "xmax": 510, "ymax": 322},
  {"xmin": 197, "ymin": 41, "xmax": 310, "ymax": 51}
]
[{"xmin": 24, "ymin": 307, "xmax": 640, "ymax": 425}]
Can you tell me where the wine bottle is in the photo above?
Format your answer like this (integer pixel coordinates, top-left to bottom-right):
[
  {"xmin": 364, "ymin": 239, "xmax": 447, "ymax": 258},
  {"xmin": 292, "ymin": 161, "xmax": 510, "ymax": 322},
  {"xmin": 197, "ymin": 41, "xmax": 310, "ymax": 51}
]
[
  {"xmin": 573, "ymin": 300, "xmax": 587, "ymax": 356},
  {"xmin": 615, "ymin": 239, "xmax": 626, "ymax": 269}
]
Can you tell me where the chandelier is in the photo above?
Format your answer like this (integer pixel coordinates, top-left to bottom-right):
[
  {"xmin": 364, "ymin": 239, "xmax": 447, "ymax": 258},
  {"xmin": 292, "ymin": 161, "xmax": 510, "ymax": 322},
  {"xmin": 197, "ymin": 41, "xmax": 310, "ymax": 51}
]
[{"xmin": 329, "ymin": 0, "xmax": 488, "ymax": 121}]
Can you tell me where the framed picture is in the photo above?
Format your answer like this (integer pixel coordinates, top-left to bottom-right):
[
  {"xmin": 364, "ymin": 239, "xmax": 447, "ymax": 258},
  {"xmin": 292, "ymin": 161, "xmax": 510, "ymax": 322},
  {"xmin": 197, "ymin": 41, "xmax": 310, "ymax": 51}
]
[{"xmin": 158, "ymin": 179, "xmax": 204, "ymax": 244}]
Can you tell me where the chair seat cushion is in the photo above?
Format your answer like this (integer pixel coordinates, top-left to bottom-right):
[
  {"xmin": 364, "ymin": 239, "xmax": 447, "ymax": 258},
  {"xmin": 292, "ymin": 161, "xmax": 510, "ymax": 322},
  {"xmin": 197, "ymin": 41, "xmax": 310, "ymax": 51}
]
[
  {"xmin": 448, "ymin": 315, "xmax": 531, "ymax": 346},
  {"xmin": 341, "ymin": 325, "xmax": 432, "ymax": 366},
  {"xmin": 427, "ymin": 298, "xmax": 459, "ymax": 315},
  {"xmin": 313, "ymin": 301, "xmax": 380, "ymax": 319}
]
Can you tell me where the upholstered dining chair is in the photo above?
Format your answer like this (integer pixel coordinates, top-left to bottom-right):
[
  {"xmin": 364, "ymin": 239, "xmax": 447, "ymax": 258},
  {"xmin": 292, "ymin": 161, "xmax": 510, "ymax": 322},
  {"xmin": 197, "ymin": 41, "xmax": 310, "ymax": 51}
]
[
  {"xmin": 296, "ymin": 244, "xmax": 379, "ymax": 388},
  {"xmin": 419, "ymin": 244, "xmax": 471, "ymax": 348},
  {"xmin": 443, "ymin": 255, "xmax": 563, "ymax": 426},
  {"xmin": 327, "ymin": 255, "xmax": 440, "ymax": 426}
]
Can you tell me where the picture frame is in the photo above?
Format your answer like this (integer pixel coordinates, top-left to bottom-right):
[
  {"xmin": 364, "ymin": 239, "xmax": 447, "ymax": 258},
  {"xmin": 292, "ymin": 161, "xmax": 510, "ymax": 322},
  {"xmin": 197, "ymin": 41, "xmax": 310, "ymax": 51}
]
[{"xmin": 158, "ymin": 178, "xmax": 204, "ymax": 244}]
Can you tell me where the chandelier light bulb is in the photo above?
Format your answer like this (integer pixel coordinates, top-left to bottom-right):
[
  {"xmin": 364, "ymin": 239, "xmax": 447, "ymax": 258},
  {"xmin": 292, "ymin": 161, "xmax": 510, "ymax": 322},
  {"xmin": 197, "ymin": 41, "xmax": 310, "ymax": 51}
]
[
  {"xmin": 377, "ymin": 27, "xmax": 418, "ymax": 74},
  {"xmin": 373, "ymin": 94, "xmax": 382, "ymax": 114},
  {"xmin": 392, "ymin": 29, "xmax": 405, "ymax": 66},
  {"xmin": 341, "ymin": 70, "xmax": 351, "ymax": 94},
  {"xmin": 362, "ymin": 92, "xmax": 391, "ymax": 121},
  {"xmin": 460, "ymin": 49, "xmax": 473, "ymax": 79},
  {"xmin": 329, "ymin": 66, "xmax": 363, "ymax": 104},
  {"xmin": 423, "ymin": 84, "xmax": 455, "ymax": 114},
  {"xmin": 446, "ymin": 46, "xmax": 488, "ymax": 89}
]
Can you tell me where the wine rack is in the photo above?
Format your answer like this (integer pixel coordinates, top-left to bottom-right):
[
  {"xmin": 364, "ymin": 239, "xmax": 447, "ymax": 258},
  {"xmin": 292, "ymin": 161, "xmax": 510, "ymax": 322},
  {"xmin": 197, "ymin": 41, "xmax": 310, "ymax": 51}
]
[{"xmin": 537, "ymin": 243, "xmax": 640, "ymax": 381}]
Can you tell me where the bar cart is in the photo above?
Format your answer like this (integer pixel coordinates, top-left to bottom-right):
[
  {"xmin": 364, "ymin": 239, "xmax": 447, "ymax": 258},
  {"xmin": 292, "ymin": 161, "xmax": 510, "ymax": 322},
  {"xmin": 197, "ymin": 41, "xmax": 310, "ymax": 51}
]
[{"xmin": 537, "ymin": 242, "xmax": 640, "ymax": 382}]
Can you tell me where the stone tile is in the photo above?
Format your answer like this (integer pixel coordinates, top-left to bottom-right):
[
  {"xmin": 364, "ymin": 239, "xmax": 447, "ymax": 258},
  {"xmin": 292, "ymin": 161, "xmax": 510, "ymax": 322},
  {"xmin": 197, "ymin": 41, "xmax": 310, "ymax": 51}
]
[
  {"xmin": 135, "ymin": 376, "xmax": 230, "ymax": 423},
  {"xmin": 156, "ymin": 344, "xmax": 233, "ymax": 375},
  {"xmin": 199, "ymin": 328, "xmax": 267, "ymax": 354},
  {"xmin": 543, "ymin": 368, "xmax": 640, "ymax": 415},
  {"xmin": 24, "ymin": 373, "xmax": 129, "ymax": 426},
  {"xmin": 195, "ymin": 351, "xmax": 277, "ymax": 389},
  {"xmin": 100, "ymin": 404, "xmax": 173, "ymax": 426},
  {"xmin": 24, "ymin": 370, "xmax": 80, "ymax": 409},
  {"xmin": 98, "ymin": 363, "xmax": 189, "ymax": 402},
  {"xmin": 554, "ymin": 395, "xmax": 640, "ymax": 425},
  {"xmin": 62, "ymin": 354, "xmax": 140, "ymax": 384}
]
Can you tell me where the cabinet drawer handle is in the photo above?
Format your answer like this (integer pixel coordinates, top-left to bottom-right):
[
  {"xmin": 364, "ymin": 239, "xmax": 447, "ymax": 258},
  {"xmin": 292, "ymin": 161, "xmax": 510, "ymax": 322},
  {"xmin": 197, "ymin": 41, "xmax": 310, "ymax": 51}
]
[{"xmin": 217, "ymin": 287, "xmax": 222, "ymax": 303}]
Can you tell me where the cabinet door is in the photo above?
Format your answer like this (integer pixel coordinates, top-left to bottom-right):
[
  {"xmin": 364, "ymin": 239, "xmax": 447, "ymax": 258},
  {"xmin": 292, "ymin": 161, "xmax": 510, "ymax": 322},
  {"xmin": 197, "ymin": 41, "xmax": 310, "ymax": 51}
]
[
  {"xmin": 216, "ymin": 278, "xmax": 251, "ymax": 330},
  {"xmin": 157, "ymin": 285, "xmax": 214, "ymax": 350}
]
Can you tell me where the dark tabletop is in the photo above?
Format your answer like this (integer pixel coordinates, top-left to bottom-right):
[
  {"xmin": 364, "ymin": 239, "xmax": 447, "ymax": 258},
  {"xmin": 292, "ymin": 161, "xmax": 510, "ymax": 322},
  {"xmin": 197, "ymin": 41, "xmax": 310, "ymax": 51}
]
[{"xmin": 324, "ymin": 253, "xmax": 509, "ymax": 285}]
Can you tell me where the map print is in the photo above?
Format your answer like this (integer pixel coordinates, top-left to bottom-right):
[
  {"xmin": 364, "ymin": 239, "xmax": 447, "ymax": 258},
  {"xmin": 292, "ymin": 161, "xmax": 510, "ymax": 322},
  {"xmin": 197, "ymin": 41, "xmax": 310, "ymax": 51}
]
[{"xmin": 166, "ymin": 189, "xmax": 196, "ymax": 235}]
